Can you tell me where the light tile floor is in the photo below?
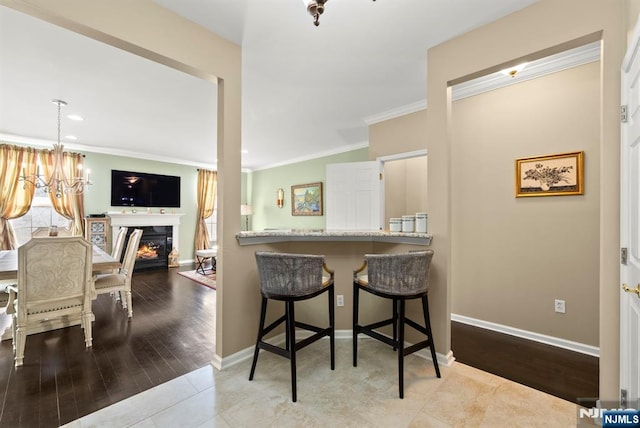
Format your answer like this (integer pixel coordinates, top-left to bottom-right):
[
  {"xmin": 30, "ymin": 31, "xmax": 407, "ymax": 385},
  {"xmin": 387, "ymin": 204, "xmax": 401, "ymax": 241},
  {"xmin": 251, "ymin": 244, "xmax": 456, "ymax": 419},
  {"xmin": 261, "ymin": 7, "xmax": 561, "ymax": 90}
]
[{"xmin": 63, "ymin": 339, "xmax": 580, "ymax": 427}]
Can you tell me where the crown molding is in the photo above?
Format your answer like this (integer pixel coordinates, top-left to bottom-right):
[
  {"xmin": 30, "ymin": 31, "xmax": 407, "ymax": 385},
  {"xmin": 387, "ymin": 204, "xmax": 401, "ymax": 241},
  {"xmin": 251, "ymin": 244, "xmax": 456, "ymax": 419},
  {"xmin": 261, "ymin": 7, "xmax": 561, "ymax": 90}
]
[
  {"xmin": 0, "ymin": 133, "xmax": 218, "ymax": 170},
  {"xmin": 363, "ymin": 100, "xmax": 427, "ymax": 125},
  {"xmin": 252, "ymin": 141, "xmax": 369, "ymax": 172},
  {"xmin": 363, "ymin": 41, "xmax": 601, "ymax": 126},
  {"xmin": 452, "ymin": 41, "xmax": 601, "ymax": 101}
]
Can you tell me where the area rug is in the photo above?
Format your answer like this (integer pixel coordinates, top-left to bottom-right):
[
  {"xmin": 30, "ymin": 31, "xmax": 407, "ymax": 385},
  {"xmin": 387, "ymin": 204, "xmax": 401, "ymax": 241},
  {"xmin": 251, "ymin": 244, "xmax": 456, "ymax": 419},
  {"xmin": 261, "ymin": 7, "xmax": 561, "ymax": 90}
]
[{"xmin": 177, "ymin": 270, "xmax": 216, "ymax": 290}]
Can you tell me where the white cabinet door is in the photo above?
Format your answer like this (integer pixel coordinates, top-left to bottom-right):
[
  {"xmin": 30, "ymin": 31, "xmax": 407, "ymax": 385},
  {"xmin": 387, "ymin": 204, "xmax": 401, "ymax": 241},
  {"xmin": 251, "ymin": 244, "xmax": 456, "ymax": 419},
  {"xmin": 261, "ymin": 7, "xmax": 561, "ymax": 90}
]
[{"xmin": 326, "ymin": 161, "xmax": 382, "ymax": 230}]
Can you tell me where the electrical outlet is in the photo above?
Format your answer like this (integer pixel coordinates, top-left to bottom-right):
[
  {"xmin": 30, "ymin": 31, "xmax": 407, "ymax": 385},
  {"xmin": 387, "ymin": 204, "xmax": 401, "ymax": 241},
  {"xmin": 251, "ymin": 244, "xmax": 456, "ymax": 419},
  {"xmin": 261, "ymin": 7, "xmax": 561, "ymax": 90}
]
[
  {"xmin": 336, "ymin": 295, "xmax": 344, "ymax": 307},
  {"xmin": 555, "ymin": 299, "xmax": 566, "ymax": 314}
]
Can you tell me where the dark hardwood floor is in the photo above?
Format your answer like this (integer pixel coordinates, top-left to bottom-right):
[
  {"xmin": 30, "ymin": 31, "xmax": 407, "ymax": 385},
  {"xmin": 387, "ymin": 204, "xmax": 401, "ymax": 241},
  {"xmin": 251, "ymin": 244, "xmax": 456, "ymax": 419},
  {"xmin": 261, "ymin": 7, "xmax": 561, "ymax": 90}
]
[
  {"xmin": 0, "ymin": 266, "xmax": 216, "ymax": 428},
  {"xmin": 0, "ymin": 266, "xmax": 599, "ymax": 427},
  {"xmin": 451, "ymin": 321, "xmax": 599, "ymax": 406}
]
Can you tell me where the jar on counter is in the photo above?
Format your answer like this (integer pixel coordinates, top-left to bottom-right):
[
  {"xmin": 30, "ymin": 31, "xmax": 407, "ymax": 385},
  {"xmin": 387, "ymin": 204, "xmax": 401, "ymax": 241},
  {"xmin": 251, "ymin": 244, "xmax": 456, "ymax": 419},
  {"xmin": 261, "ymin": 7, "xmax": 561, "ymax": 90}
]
[
  {"xmin": 389, "ymin": 218, "xmax": 402, "ymax": 232},
  {"xmin": 402, "ymin": 215, "xmax": 415, "ymax": 233},
  {"xmin": 415, "ymin": 213, "xmax": 428, "ymax": 233}
]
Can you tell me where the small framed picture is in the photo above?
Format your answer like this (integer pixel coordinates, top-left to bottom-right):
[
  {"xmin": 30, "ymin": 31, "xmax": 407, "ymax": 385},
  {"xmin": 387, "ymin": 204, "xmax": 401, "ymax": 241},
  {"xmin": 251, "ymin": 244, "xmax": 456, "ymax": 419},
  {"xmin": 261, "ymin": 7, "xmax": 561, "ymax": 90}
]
[
  {"xmin": 515, "ymin": 151, "xmax": 584, "ymax": 197},
  {"xmin": 291, "ymin": 182, "xmax": 323, "ymax": 216}
]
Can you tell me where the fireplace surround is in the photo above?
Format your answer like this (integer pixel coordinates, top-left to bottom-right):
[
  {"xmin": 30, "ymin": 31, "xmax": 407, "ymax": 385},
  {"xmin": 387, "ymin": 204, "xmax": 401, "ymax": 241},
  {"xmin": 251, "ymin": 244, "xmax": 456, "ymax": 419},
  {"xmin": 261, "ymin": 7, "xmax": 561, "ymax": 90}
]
[{"xmin": 108, "ymin": 212, "xmax": 184, "ymax": 270}]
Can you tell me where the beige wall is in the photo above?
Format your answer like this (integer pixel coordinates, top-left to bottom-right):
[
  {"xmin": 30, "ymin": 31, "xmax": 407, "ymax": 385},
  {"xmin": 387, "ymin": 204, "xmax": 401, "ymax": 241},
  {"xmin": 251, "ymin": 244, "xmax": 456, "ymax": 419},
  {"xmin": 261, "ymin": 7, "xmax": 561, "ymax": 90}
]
[
  {"xmin": 451, "ymin": 62, "xmax": 600, "ymax": 345},
  {"xmin": 369, "ymin": 109, "xmax": 427, "ymax": 159},
  {"xmin": 384, "ymin": 156, "xmax": 428, "ymax": 223},
  {"xmin": 425, "ymin": 0, "xmax": 625, "ymax": 402}
]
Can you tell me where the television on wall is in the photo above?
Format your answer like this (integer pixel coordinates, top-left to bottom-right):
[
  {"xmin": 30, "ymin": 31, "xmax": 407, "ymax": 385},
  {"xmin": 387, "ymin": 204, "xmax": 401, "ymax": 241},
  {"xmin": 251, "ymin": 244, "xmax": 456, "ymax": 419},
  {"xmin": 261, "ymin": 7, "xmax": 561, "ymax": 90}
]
[{"xmin": 110, "ymin": 170, "xmax": 181, "ymax": 208}]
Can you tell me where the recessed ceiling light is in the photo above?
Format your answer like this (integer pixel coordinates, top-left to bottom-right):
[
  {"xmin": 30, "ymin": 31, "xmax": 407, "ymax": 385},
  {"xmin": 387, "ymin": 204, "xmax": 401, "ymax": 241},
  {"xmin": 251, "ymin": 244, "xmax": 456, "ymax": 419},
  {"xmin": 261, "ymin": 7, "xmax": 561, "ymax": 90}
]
[
  {"xmin": 65, "ymin": 135, "xmax": 77, "ymax": 140},
  {"xmin": 241, "ymin": 149, "xmax": 249, "ymax": 154},
  {"xmin": 67, "ymin": 114, "xmax": 83, "ymax": 121}
]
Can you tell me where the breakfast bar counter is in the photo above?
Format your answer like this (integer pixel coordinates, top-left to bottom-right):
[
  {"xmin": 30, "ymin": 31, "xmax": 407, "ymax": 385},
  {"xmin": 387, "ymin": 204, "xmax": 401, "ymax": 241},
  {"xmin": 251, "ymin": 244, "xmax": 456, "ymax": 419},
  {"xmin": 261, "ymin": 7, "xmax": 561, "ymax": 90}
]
[{"xmin": 236, "ymin": 229, "xmax": 431, "ymax": 246}]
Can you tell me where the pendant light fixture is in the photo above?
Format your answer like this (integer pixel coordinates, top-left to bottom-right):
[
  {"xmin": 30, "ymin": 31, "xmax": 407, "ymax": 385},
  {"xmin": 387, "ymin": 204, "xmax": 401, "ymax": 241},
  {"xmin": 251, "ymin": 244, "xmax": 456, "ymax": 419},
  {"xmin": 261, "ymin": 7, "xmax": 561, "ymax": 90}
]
[
  {"xmin": 20, "ymin": 99, "xmax": 91, "ymax": 198},
  {"xmin": 302, "ymin": 0, "xmax": 376, "ymax": 27}
]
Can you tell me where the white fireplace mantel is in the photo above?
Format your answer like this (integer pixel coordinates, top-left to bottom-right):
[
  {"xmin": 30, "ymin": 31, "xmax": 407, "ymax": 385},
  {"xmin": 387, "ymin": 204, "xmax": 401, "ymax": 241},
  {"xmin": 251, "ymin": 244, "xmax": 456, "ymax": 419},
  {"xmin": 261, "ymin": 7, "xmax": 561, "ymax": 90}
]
[{"xmin": 107, "ymin": 212, "xmax": 184, "ymax": 251}]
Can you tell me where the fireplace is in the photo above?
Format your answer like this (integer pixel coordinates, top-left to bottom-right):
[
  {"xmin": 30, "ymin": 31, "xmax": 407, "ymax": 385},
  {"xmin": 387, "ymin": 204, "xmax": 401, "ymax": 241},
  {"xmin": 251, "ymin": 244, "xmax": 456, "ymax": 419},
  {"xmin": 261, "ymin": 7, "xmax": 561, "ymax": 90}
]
[
  {"xmin": 108, "ymin": 212, "xmax": 184, "ymax": 270},
  {"xmin": 124, "ymin": 226, "xmax": 173, "ymax": 271}
]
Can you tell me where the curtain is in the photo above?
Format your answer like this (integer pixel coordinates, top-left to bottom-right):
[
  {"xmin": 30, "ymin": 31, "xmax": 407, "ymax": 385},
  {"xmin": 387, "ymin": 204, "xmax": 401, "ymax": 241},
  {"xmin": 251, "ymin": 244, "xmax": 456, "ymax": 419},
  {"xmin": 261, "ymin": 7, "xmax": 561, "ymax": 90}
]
[
  {"xmin": 0, "ymin": 144, "xmax": 37, "ymax": 250},
  {"xmin": 39, "ymin": 150, "xmax": 86, "ymax": 236},
  {"xmin": 195, "ymin": 169, "xmax": 217, "ymax": 251}
]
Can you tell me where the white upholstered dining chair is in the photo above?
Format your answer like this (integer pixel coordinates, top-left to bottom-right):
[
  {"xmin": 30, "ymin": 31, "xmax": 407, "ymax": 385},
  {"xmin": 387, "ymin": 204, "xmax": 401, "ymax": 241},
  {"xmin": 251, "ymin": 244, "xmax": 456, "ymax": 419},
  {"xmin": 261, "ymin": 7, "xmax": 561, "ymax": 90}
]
[
  {"xmin": 93, "ymin": 228, "xmax": 142, "ymax": 318},
  {"xmin": 97, "ymin": 226, "xmax": 128, "ymax": 275},
  {"xmin": 7, "ymin": 236, "xmax": 94, "ymax": 367}
]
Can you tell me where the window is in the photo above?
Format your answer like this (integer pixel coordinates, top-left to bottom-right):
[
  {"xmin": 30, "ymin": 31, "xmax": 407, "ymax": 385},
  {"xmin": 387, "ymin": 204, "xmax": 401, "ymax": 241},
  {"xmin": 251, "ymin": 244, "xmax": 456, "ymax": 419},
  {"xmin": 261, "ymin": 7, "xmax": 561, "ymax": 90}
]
[
  {"xmin": 204, "ymin": 195, "xmax": 217, "ymax": 245},
  {"xmin": 8, "ymin": 187, "xmax": 71, "ymax": 246}
]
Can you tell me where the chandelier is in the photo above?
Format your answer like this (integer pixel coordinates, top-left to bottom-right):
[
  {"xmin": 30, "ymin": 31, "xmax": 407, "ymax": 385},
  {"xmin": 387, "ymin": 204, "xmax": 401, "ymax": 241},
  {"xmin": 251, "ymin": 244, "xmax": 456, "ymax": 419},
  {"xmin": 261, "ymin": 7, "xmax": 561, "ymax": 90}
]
[
  {"xmin": 303, "ymin": 0, "xmax": 376, "ymax": 27},
  {"xmin": 20, "ymin": 99, "xmax": 91, "ymax": 198}
]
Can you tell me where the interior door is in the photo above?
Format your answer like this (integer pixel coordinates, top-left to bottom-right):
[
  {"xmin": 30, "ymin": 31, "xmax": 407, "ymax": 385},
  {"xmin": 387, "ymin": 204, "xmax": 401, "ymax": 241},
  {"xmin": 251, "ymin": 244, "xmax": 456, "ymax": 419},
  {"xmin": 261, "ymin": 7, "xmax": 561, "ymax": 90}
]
[
  {"xmin": 326, "ymin": 161, "xmax": 382, "ymax": 230},
  {"xmin": 620, "ymin": 17, "xmax": 640, "ymax": 410}
]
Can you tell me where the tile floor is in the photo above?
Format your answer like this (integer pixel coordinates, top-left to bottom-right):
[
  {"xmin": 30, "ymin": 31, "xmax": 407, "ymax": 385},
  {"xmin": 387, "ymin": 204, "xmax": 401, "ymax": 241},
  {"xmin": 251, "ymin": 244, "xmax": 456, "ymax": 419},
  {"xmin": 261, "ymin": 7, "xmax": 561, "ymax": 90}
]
[{"xmin": 62, "ymin": 339, "xmax": 581, "ymax": 428}]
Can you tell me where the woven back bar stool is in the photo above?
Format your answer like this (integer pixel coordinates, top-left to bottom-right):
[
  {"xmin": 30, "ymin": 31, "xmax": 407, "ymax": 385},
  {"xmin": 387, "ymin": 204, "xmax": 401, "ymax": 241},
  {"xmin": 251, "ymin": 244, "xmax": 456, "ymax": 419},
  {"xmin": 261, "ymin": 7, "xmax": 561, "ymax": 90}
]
[
  {"xmin": 249, "ymin": 251, "xmax": 335, "ymax": 402},
  {"xmin": 352, "ymin": 250, "xmax": 440, "ymax": 398}
]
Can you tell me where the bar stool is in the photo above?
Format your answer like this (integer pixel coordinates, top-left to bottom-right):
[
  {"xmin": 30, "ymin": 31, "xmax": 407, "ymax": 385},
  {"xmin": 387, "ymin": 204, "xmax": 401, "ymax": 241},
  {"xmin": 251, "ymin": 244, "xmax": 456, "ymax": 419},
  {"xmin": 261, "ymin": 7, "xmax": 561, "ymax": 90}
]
[
  {"xmin": 249, "ymin": 251, "xmax": 335, "ymax": 402},
  {"xmin": 195, "ymin": 247, "xmax": 217, "ymax": 275},
  {"xmin": 352, "ymin": 250, "xmax": 440, "ymax": 398}
]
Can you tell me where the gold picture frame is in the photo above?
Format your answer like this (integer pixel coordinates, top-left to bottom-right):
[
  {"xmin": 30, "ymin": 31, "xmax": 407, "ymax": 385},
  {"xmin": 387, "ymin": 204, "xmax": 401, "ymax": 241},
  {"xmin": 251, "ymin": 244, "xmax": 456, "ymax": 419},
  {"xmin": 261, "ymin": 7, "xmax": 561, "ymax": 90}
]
[
  {"xmin": 515, "ymin": 151, "xmax": 584, "ymax": 197},
  {"xmin": 291, "ymin": 182, "xmax": 323, "ymax": 216}
]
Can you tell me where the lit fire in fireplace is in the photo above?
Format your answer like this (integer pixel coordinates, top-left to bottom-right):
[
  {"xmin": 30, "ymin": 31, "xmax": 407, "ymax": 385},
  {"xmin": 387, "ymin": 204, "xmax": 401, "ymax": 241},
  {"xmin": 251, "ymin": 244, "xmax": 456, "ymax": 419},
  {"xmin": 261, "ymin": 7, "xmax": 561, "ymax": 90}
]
[{"xmin": 137, "ymin": 242, "xmax": 159, "ymax": 260}]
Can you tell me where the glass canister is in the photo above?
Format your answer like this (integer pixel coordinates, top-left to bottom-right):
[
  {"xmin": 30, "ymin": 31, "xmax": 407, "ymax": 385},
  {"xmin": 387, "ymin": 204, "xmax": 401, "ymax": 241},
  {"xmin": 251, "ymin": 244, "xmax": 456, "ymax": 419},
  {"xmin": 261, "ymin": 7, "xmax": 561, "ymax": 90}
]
[
  {"xmin": 415, "ymin": 212, "xmax": 428, "ymax": 233},
  {"xmin": 402, "ymin": 215, "xmax": 415, "ymax": 233},
  {"xmin": 389, "ymin": 218, "xmax": 402, "ymax": 232}
]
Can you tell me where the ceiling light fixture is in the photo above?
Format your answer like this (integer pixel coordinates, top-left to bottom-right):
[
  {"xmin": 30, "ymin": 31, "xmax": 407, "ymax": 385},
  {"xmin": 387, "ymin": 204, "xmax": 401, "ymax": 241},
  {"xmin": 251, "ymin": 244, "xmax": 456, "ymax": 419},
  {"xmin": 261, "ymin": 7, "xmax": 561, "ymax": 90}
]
[
  {"xmin": 303, "ymin": 0, "xmax": 376, "ymax": 27},
  {"xmin": 303, "ymin": 0, "xmax": 327, "ymax": 26},
  {"xmin": 500, "ymin": 62, "xmax": 528, "ymax": 78},
  {"xmin": 20, "ymin": 99, "xmax": 91, "ymax": 198}
]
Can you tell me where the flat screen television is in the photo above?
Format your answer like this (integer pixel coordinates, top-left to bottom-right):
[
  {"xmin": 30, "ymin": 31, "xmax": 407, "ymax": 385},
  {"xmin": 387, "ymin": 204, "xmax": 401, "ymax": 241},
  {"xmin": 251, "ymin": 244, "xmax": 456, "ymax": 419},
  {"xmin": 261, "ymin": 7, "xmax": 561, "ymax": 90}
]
[{"xmin": 110, "ymin": 170, "xmax": 181, "ymax": 208}]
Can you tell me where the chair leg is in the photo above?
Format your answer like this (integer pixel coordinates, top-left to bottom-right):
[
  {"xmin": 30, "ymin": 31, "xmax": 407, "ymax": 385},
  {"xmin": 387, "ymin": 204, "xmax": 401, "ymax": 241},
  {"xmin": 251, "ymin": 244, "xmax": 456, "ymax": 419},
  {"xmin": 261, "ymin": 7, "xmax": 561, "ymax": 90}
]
[
  {"xmin": 125, "ymin": 290, "xmax": 133, "ymax": 318},
  {"xmin": 287, "ymin": 300, "xmax": 297, "ymax": 402},
  {"xmin": 328, "ymin": 285, "xmax": 335, "ymax": 370},
  {"xmin": 82, "ymin": 310, "xmax": 93, "ymax": 348},
  {"xmin": 422, "ymin": 295, "xmax": 441, "ymax": 378},
  {"xmin": 352, "ymin": 283, "xmax": 359, "ymax": 367},
  {"xmin": 398, "ymin": 299, "xmax": 406, "ymax": 399},
  {"xmin": 14, "ymin": 326, "xmax": 26, "ymax": 367},
  {"xmin": 249, "ymin": 297, "xmax": 268, "ymax": 381}
]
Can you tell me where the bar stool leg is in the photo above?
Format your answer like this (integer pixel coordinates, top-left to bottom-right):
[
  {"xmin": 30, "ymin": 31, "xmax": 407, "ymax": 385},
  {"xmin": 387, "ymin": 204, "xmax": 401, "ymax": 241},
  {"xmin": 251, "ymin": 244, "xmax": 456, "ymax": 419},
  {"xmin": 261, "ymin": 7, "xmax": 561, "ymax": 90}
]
[
  {"xmin": 287, "ymin": 300, "xmax": 297, "ymax": 402},
  {"xmin": 352, "ymin": 283, "xmax": 359, "ymax": 367},
  {"xmin": 329, "ymin": 285, "xmax": 335, "ymax": 370},
  {"xmin": 249, "ymin": 297, "xmax": 268, "ymax": 381},
  {"xmin": 392, "ymin": 297, "xmax": 398, "ymax": 351},
  {"xmin": 422, "ymin": 295, "xmax": 441, "ymax": 378},
  {"xmin": 398, "ymin": 299, "xmax": 406, "ymax": 399}
]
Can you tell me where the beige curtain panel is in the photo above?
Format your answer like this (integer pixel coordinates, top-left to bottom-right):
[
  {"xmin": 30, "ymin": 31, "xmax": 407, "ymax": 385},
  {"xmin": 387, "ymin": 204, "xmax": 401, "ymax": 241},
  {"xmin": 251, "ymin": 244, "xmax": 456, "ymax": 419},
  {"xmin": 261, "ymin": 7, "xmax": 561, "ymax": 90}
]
[
  {"xmin": 39, "ymin": 150, "xmax": 86, "ymax": 236},
  {"xmin": 195, "ymin": 169, "xmax": 217, "ymax": 252},
  {"xmin": 0, "ymin": 144, "xmax": 38, "ymax": 250}
]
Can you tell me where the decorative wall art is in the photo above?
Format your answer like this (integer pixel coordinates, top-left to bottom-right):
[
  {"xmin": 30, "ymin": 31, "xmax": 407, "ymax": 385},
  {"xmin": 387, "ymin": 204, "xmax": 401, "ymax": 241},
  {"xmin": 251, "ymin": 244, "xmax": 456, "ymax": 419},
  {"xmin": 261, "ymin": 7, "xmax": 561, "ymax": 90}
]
[
  {"xmin": 291, "ymin": 182, "xmax": 323, "ymax": 216},
  {"xmin": 515, "ymin": 151, "xmax": 584, "ymax": 197}
]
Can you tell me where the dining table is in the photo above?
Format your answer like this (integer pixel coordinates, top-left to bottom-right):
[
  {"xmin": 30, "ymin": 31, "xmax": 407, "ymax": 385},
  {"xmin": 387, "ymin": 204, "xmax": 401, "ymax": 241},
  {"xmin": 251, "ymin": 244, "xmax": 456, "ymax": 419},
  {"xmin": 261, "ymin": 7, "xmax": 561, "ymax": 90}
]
[{"xmin": 0, "ymin": 245, "xmax": 121, "ymax": 280}]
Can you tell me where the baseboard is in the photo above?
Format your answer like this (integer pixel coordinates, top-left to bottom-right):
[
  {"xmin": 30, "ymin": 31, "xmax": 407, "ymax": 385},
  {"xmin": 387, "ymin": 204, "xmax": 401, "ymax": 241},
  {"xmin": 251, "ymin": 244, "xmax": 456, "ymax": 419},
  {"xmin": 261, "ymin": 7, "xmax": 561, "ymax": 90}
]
[
  {"xmin": 452, "ymin": 314, "xmax": 599, "ymax": 357},
  {"xmin": 215, "ymin": 329, "xmax": 454, "ymax": 371}
]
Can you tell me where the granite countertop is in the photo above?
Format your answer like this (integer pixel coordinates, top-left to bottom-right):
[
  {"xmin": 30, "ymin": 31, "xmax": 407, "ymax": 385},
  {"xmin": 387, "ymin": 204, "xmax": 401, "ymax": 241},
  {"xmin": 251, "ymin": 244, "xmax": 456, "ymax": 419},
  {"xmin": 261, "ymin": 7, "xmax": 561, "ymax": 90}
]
[{"xmin": 236, "ymin": 229, "xmax": 432, "ymax": 245}]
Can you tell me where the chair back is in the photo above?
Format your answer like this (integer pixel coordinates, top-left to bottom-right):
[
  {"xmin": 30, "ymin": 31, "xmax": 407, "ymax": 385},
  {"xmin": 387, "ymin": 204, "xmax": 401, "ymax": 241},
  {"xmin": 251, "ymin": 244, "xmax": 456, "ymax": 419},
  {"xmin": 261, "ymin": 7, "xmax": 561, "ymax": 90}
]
[
  {"xmin": 363, "ymin": 250, "xmax": 434, "ymax": 296},
  {"xmin": 112, "ymin": 227, "xmax": 128, "ymax": 262},
  {"xmin": 255, "ymin": 251, "xmax": 325, "ymax": 298},
  {"xmin": 17, "ymin": 236, "xmax": 93, "ymax": 313},
  {"xmin": 121, "ymin": 229, "xmax": 143, "ymax": 277}
]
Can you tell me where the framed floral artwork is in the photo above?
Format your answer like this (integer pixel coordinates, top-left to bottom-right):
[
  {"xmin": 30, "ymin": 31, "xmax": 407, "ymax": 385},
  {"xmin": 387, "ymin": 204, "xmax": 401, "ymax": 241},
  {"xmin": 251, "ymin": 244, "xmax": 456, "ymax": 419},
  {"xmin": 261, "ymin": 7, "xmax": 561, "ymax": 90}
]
[
  {"xmin": 291, "ymin": 182, "xmax": 323, "ymax": 216},
  {"xmin": 515, "ymin": 151, "xmax": 584, "ymax": 197}
]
